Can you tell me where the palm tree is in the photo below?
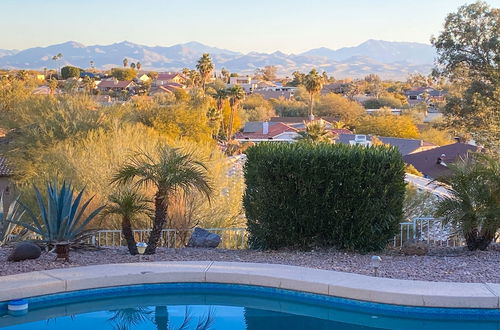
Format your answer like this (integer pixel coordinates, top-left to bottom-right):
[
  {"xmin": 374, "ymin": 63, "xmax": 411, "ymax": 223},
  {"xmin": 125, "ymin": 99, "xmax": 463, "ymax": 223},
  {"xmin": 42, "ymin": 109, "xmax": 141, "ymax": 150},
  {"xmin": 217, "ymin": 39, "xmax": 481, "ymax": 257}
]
[
  {"xmin": 226, "ymin": 85, "xmax": 245, "ymax": 140},
  {"xmin": 136, "ymin": 62, "xmax": 142, "ymax": 70},
  {"xmin": 196, "ymin": 53, "xmax": 214, "ymax": 92},
  {"xmin": 102, "ymin": 189, "xmax": 152, "ymax": 255},
  {"xmin": 435, "ymin": 155, "xmax": 499, "ymax": 251},
  {"xmin": 296, "ymin": 119, "xmax": 333, "ymax": 144},
  {"xmin": 48, "ymin": 78, "xmax": 58, "ymax": 95},
  {"xmin": 130, "ymin": 63, "xmax": 136, "ymax": 69},
  {"xmin": 123, "ymin": 58, "xmax": 129, "ymax": 67},
  {"xmin": 52, "ymin": 53, "xmax": 63, "ymax": 78},
  {"xmin": 304, "ymin": 69, "xmax": 324, "ymax": 120},
  {"xmin": 111, "ymin": 145, "xmax": 213, "ymax": 254},
  {"xmin": 82, "ymin": 76, "xmax": 95, "ymax": 94}
]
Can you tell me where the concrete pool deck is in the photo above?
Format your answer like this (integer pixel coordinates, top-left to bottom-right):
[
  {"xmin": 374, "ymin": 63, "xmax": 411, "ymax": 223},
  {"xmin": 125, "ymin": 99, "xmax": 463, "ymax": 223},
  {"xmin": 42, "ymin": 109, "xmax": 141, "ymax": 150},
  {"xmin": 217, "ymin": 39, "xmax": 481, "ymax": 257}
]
[{"xmin": 0, "ymin": 261, "xmax": 498, "ymax": 309}]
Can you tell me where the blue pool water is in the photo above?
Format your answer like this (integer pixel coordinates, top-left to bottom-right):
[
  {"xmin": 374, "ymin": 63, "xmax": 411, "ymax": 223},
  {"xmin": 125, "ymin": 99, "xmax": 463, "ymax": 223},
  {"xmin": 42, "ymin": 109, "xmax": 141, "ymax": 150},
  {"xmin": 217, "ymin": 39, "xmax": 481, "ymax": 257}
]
[{"xmin": 0, "ymin": 283, "xmax": 498, "ymax": 329}]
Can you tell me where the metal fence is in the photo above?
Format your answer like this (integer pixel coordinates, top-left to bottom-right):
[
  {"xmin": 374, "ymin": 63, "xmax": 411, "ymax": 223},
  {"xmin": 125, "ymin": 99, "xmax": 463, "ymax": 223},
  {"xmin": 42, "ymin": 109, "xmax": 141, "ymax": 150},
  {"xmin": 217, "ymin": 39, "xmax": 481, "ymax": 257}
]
[
  {"xmin": 87, "ymin": 228, "xmax": 248, "ymax": 249},
  {"xmin": 90, "ymin": 218, "xmax": 462, "ymax": 250},
  {"xmin": 392, "ymin": 217, "xmax": 463, "ymax": 247}
]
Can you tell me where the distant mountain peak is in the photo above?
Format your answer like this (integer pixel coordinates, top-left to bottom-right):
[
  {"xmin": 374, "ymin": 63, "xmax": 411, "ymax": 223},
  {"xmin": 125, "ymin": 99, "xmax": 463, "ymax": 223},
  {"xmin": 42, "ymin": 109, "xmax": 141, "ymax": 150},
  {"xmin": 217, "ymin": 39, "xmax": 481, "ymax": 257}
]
[{"xmin": 0, "ymin": 39, "xmax": 436, "ymax": 80}]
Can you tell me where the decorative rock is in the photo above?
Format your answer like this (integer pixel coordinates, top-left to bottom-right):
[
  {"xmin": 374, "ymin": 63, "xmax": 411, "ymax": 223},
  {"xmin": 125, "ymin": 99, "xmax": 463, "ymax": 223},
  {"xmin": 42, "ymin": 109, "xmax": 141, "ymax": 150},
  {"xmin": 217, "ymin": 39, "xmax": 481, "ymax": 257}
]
[
  {"xmin": 187, "ymin": 228, "xmax": 221, "ymax": 248},
  {"xmin": 401, "ymin": 240, "xmax": 429, "ymax": 256},
  {"xmin": 7, "ymin": 242, "xmax": 42, "ymax": 262}
]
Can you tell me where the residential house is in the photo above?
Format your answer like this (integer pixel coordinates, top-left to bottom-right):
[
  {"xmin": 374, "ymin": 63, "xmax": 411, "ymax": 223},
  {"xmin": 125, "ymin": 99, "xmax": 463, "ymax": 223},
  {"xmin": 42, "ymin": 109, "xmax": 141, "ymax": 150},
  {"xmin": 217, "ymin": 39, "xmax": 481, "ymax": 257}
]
[
  {"xmin": 235, "ymin": 119, "xmax": 352, "ymax": 142},
  {"xmin": 252, "ymin": 88, "xmax": 295, "ymax": 100},
  {"xmin": 154, "ymin": 72, "xmax": 186, "ymax": 86},
  {"xmin": 405, "ymin": 87, "xmax": 447, "ymax": 107},
  {"xmin": 337, "ymin": 134, "xmax": 437, "ymax": 156},
  {"xmin": 150, "ymin": 83, "xmax": 184, "ymax": 95},
  {"xmin": 137, "ymin": 74, "xmax": 151, "ymax": 83},
  {"xmin": 97, "ymin": 80, "xmax": 136, "ymax": 92},
  {"xmin": 228, "ymin": 76, "xmax": 256, "ymax": 93},
  {"xmin": 403, "ymin": 142, "xmax": 479, "ymax": 179},
  {"xmin": 0, "ymin": 156, "xmax": 13, "ymax": 209}
]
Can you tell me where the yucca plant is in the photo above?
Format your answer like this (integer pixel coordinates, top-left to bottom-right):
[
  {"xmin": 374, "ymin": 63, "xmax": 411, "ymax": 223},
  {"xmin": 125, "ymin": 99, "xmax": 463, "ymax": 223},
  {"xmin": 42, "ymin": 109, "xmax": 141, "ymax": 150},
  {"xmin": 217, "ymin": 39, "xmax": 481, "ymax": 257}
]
[
  {"xmin": 10, "ymin": 181, "xmax": 105, "ymax": 247},
  {"xmin": 0, "ymin": 194, "xmax": 25, "ymax": 246}
]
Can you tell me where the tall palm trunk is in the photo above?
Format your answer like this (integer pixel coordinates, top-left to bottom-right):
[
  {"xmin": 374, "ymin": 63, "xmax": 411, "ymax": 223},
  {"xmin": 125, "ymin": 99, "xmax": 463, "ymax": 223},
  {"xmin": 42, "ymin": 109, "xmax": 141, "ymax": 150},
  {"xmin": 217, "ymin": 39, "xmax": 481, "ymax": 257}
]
[
  {"xmin": 122, "ymin": 215, "xmax": 138, "ymax": 255},
  {"xmin": 146, "ymin": 191, "xmax": 168, "ymax": 254},
  {"xmin": 309, "ymin": 94, "xmax": 314, "ymax": 121},
  {"xmin": 228, "ymin": 105, "xmax": 235, "ymax": 140}
]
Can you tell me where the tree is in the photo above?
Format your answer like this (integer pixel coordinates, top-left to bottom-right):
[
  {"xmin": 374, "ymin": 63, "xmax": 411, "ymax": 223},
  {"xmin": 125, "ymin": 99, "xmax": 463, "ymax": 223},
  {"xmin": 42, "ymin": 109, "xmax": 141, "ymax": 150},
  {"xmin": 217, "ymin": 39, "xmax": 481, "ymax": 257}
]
[
  {"xmin": 255, "ymin": 65, "xmax": 277, "ymax": 81},
  {"xmin": 226, "ymin": 85, "xmax": 245, "ymax": 139},
  {"xmin": 111, "ymin": 68, "xmax": 137, "ymax": 81},
  {"xmin": 111, "ymin": 145, "xmax": 213, "ymax": 254},
  {"xmin": 364, "ymin": 74, "xmax": 383, "ymax": 98},
  {"xmin": 296, "ymin": 119, "xmax": 334, "ymax": 144},
  {"xmin": 304, "ymin": 69, "xmax": 324, "ymax": 120},
  {"xmin": 435, "ymin": 155, "xmax": 499, "ymax": 251},
  {"xmin": 61, "ymin": 66, "xmax": 81, "ymax": 79},
  {"xmin": 362, "ymin": 94, "xmax": 405, "ymax": 109},
  {"xmin": 48, "ymin": 78, "xmax": 58, "ymax": 95},
  {"xmin": 221, "ymin": 68, "xmax": 230, "ymax": 83},
  {"xmin": 196, "ymin": 53, "xmax": 214, "ymax": 92},
  {"xmin": 431, "ymin": 1, "xmax": 499, "ymax": 149},
  {"xmin": 130, "ymin": 62, "xmax": 136, "ymax": 69},
  {"xmin": 136, "ymin": 62, "xmax": 141, "ymax": 70},
  {"xmin": 287, "ymin": 71, "xmax": 305, "ymax": 87},
  {"xmin": 81, "ymin": 76, "xmax": 95, "ymax": 94},
  {"xmin": 123, "ymin": 58, "xmax": 129, "ymax": 67},
  {"xmin": 102, "ymin": 189, "xmax": 152, "ymax": 255},
  {"xmin": 355, "ymin": 115, "xmax": 420, "ymax": 139},
  {"xmin": 315, "ymin": 93, "xmax": 365, "ymax": 124},
  {"xmin": 52, "ymin": 53, "xmax": 63, "ymax": 78},
  {"xmin": 242, "ymin": 94, "xmax": 275, "ymax": 122}
]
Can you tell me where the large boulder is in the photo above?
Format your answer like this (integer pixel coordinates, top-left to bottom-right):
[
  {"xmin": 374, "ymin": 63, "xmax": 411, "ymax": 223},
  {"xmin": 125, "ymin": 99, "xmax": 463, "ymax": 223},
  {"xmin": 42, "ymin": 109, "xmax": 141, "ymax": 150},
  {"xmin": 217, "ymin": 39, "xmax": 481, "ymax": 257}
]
[
  {"xmin": 7, "ymin": 242, "xmax": 42, "ymax": 262},
  {"xmin": 401, "ymin": 240, "xmax": 429, "ymax": 256},
  {"xmin": 187, "ymin": 228, "xmax": 221, "ymax": 248}
]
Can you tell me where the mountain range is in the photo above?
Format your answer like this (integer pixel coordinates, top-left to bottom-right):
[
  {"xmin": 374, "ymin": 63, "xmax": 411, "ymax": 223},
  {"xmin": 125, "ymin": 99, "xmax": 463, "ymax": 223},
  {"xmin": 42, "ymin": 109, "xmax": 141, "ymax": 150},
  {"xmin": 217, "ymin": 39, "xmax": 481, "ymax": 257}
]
[{"xmin": 0, "ymin": 40, "xmax": 437, "ymax": 80}]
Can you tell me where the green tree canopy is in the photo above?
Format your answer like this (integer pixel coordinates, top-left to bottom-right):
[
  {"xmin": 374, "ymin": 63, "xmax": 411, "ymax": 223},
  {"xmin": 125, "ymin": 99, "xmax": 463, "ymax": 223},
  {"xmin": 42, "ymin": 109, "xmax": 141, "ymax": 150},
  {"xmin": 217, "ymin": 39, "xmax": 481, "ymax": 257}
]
[
  {"xmin": 61, "ymin": 66, "xmax": 81, "ymax": 79},
  {"xmin": 111, "ymin": 68, "xmax": 137, "ymax": 81}
]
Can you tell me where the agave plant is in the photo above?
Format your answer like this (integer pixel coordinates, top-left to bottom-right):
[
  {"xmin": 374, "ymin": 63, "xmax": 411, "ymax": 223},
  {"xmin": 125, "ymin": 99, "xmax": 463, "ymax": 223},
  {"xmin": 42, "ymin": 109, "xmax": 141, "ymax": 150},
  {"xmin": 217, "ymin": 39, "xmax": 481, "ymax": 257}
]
[
  {"xmin": 10, "ymin": 181, "xmax": 105, "ymax": 244},
  {"xmin": 0, "ymin": 194, "xmax": 25, "ymax": 246}
]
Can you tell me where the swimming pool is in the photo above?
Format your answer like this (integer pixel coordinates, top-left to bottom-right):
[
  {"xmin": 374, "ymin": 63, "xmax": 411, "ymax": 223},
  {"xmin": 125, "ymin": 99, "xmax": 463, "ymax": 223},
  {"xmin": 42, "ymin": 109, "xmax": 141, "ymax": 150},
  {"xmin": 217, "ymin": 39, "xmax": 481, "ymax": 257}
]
[{"xmin": 0, "ymin": 283, "xmax": 498, "ymax": 329}]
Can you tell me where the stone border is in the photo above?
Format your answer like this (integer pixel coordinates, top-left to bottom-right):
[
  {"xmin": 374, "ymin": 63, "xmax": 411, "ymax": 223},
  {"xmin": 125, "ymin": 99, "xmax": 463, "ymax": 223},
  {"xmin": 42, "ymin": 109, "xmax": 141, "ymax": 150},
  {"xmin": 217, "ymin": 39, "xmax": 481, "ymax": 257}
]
[{"xmin": 0, "ymin": 261, "xmax": 498, "ymax": 309}]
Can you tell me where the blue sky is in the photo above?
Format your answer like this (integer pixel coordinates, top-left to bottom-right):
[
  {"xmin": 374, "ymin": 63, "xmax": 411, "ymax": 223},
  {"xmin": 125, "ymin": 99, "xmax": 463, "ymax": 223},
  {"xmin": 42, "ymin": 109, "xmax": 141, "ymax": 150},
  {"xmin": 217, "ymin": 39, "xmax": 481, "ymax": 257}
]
[{"xmin": 1, "ymin": 0, "xmax": 498, "ymax": 53}]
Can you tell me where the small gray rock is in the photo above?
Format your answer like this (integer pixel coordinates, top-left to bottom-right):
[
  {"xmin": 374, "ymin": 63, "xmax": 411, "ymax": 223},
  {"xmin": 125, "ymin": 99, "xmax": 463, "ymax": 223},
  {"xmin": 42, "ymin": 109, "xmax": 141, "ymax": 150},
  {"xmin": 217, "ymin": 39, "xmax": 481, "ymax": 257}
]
[
  {"xmin": 187, "ymin": 228, "xmax": 221, "ymax": 248},
  {"xmin": 7, "ymin": 242, "xmax": 42, "ymax": 262}
]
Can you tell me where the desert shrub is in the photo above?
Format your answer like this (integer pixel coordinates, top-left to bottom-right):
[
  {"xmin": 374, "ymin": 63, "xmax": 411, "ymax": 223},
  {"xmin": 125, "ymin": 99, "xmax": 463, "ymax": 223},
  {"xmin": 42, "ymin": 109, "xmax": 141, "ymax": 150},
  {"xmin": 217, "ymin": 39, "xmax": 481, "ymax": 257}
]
[{"xmin": 244, "ymin": 143, "xmax": 406, "ymax": 251}]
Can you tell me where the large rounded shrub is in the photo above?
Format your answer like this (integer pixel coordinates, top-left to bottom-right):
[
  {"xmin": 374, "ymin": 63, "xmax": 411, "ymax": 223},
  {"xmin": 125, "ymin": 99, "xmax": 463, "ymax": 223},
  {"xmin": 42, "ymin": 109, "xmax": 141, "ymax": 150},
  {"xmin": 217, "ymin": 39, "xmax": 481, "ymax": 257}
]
[{"xmin": 244, "ymin": 143, "xmax": 406, "ymax": 251}]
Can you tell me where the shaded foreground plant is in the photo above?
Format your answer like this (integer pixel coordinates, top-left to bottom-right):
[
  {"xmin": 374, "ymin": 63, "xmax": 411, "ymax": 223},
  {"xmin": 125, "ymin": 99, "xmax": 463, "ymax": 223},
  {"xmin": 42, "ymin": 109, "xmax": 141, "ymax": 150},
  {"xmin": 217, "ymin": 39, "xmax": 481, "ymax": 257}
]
[
  {"xmin": 435, "ymin": 155, "xmax": 499, "ymax": 251},
  {"xmin": 102, "ymin": 188, "xmax": 152, "ymax": 255},
  {"xmin": 112, "ymin": 145, "xmax": 213, "ymax": 254},
  {"xmin": 9, "ymin": 181, "xmax": 105, "ymax": 246},
  {"xmin": 0, "ymin": 194, "xmax": 25, "ymax": 246}
]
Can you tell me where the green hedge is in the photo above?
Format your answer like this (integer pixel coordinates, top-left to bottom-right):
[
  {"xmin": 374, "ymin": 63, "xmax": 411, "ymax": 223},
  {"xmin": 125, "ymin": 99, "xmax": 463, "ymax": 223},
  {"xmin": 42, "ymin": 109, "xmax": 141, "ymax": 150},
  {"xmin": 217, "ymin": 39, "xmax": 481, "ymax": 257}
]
[{"xmin": 243, "ymin": 143, "xmax": 406, "ymax": 251}]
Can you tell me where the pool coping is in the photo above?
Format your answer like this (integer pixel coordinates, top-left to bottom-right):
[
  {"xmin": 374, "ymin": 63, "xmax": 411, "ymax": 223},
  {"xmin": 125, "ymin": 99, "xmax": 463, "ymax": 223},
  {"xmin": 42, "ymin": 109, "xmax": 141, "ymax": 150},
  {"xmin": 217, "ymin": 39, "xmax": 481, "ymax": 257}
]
[{"xmin": 0, "ymin": 261, "xmax": 498, "ymax": 309}]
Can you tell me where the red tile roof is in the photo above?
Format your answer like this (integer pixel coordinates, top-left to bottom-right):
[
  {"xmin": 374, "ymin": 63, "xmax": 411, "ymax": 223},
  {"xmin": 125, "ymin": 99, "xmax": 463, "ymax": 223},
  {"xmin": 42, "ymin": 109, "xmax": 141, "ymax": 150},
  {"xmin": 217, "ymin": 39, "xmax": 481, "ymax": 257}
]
[
  {"xmin": 157, "ymin": 72, "xmax": 182, "ymax": 80},
  {"xmin": 98, "ymin": 80, "xmax": 134, "ymax": 89},
  {"xmin": 235, "ymin": 122, "xmax": 298, "ymax": 139}
]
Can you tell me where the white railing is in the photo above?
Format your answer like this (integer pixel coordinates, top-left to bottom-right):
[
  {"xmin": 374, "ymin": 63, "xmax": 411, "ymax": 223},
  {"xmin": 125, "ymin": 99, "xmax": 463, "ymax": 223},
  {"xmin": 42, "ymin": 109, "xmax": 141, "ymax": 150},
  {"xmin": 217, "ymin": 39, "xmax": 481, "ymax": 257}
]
[
  {"xmin": 88, "ymin": 228, "xmax": 248, "ymax": 249},
  {"xmin": 393, "ymin": 217, "xmax": 463, "ymax": 247},
  {"xmin": 90, "ymin": 218, "xmax": 495, "ymax": 250}
]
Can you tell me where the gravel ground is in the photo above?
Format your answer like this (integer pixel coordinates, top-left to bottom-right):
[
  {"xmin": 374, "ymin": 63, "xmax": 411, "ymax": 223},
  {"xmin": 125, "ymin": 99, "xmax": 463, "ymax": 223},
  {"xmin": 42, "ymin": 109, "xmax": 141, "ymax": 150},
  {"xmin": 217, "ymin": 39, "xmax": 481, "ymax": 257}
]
[{"xmin": 0, "ymin": 245, "xmax": 499, "ymax": 283}]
